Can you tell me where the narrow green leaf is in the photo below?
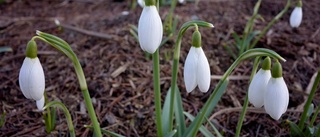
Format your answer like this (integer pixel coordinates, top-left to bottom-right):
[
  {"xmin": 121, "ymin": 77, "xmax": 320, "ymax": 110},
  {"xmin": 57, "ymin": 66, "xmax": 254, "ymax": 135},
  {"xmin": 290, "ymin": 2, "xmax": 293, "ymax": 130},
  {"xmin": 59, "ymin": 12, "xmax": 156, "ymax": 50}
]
[
  {"xmin": 174, "ymin": 86, "xmax": 186, "ymax": 136},
  {"xmin": 184, "ymin": 80, "xmax": 229, "ymax": 137},
  {"xmin": 184, "ymin": 112, "xmax": 215, "ymax": 137},
  {"xmin": 162, "ymin": 88, "xmax": 172, "ymax": 135},
  {"xmin": 307, "ymin": 103, "xmax": 314, "ymax": 118},
  {"xmin": 223, "ymin": 44, "xmax": 237, "ymax": 60},
  {"xmin": 288, "ymin": 120, "xmax": 305, "ymax": 137},
  {"xmin": 164, "ymin": 129, "xmax": 177, "ymax": 137},
  {"xmin": 129, "ymin": 29, "xmax": 139, "ymax": 42},
  {"xmin": 0, "ymin": 47, "xmax": 12, "ymax": 53},
  {"xmin": 0, "ymin": 111, "xmax": 6, "ymax": 128},
  {"xmin": 162, "ymin": 85, "xmax": 186, "ymax": 137},
  {"xmin": 244, "ymin": 30, "xmax": 260, "ymax": 50},
  {"xmin": 231, "ymin": 33, "xmax": 241, "ymax": 47},
  {"xmin": 85, "ymin": 125, "xmax": 125, "ymax": 137},
  {"xmin": 206, "ymin": 118, "xmax": 223, "ymax": 137},
  {"xmin": 50, "ymin": 107, "xmax": 57, "ymax": 131}
]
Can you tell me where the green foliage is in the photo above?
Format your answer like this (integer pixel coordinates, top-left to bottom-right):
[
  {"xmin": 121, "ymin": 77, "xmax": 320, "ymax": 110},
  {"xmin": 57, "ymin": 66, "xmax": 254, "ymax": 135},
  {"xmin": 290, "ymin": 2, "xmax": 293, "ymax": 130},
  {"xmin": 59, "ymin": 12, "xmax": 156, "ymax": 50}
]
[
  {"xmin": 0, "ymin": 111, "xmax": 5, "ymax": 128},
  {"xmin": 224, "ymin": 0, "xmax": 291, "ymax": 60},
  {"xmin": 288, "ymin": 70, "xmax": 320, "ymax": 137}
]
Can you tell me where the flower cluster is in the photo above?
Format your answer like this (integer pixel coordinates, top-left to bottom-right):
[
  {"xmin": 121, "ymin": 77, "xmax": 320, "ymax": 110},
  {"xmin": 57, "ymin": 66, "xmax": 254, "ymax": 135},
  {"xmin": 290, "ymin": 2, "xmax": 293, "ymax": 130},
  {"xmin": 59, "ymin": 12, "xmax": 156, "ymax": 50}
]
[
  {"xmin": 248, "ymin": 57, "xmax": 289, "ymax": 120},
  {"xmin": 19, "ymin": 40, "xmax": 45, "ymax": 111}
]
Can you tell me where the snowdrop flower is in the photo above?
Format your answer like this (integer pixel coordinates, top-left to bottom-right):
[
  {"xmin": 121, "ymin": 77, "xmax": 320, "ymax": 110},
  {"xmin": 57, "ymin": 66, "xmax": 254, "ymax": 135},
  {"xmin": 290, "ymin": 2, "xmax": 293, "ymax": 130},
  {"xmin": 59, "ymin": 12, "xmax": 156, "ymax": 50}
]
[
  {"xmin": 19, "ymin": 40, "xmax": 45, "ymax": 110},
  {"xmin": 264, "ymin": 61, "xmax": 289, "ymax": 120},
  {"xmin": 137, "ymin": 0, "xmax": 145, "ymax": 8},
  {"xmin": 289, "ymin": 1, "xmax": 302, "ymax": 28},
  {"xmin": 138, "ymin": 1, "xmax": 163, "ymax": 54},
  {"xmin": 184, "ymin": 31, "xmax": 210, "ymax": 93},
  {"xmin": 178, "ymin": 0, "xmax": 185, "ymax": 4},
  {"xmin": 248, "ymin": 57, "xmax": 271, "ymax": 108}
]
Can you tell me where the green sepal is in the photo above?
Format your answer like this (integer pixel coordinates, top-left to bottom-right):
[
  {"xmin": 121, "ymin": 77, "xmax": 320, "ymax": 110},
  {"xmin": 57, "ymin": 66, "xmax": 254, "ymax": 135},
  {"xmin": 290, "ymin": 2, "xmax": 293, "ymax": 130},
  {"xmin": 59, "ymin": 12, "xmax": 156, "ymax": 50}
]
[
  {"xmin": 271, "ymin": 61, "xmax": 282, "ymax": 78},
  {"xmin": 26, "ymin": 40, "xmax": 38, "ymax": 58},
  {"xmin": 145, "ymin": 0, "xmax": 155, "ymax": 6},
  {"xmin": 297, "ymin": 0, "xmax": 302, "ymax": 7},
  {"xmin": 192, "ymin": 31, "xmax": 201, "ymax": 48},
  {"xmin": 261, "ymin": 56, "xmax": 271, "ymax": 70}
]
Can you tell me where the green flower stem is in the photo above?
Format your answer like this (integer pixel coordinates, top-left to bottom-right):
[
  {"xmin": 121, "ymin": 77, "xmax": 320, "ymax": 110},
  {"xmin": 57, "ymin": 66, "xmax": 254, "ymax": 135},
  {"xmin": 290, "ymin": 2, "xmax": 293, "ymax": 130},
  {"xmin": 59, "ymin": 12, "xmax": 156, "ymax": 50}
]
[
  {"xmin": 235, "ymin": 57, "xmax": 261, "ymax": 137},
  {"xmin": 298, "ymin": 69, "xmax": 320, "ymax": 129},
  {"xmin": 249, "ymin": 0, "xmax": 291, "ymax": 49},
  {"xmin": 44, "ymin": 101, "xmax": 75, "ymax": 137},
  {"xmin": 44, "ymin": 92, "xmax": 52, "ymax": 133},
  {"xmin": 153, "ymin": 49, "xmax": 163, "ymax": 137},
  {"xmin": 32, "ymin": 32, "xmax": 102, "ymax": 137},
  {"xmin": 169, "ymin": 21, "xmax": 214, "ymax": 132},
  {"xmin": 185, "ymin": 48, "xmax": 285, "ymax": 137}
]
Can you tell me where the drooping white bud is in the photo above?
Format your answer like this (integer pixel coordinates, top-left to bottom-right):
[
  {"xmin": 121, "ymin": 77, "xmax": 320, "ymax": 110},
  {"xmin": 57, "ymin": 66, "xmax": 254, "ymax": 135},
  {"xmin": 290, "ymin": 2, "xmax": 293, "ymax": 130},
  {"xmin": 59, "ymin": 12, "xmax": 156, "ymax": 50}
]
[
  {"xmin": 248, "ymin": 69, "xmax": 271, "ymax": 108},
  {"xmin": 19, "ymin": 57, "xmax": 45, "ymax": 101},
  {"xmin": 184, "ymin": 47, "xmax": 210, "ymax": 93},
  {"xmin": 289, "ymin": 7, "xmax": 302, "ymax": 28},
  {"xmin": 264, "ymin": 77, "xmax": 289, "ymax": 120},
  {"xmin": 138, "ymin": 6, "xmax": 163, "ymax": 54},
  {"xmin": 36, "ymin": 96, "xmax": 45, "ymax": 111}
]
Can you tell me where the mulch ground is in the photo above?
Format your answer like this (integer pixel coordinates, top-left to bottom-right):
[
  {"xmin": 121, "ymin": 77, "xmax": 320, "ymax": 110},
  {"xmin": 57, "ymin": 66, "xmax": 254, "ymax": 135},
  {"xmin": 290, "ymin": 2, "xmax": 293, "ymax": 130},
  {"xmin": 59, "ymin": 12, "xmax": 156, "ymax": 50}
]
[{"xmin": 0, "ymin": 0, "xmax": 319, "ymax": 136}]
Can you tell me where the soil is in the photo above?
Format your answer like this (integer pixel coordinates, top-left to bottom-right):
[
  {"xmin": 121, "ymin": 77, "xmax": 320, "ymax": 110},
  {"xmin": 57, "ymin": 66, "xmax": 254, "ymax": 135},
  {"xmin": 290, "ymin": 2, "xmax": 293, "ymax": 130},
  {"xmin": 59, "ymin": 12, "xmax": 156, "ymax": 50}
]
[{"xmin": 0, "ymin": 0, "xmax": 319, "ymax": 137}]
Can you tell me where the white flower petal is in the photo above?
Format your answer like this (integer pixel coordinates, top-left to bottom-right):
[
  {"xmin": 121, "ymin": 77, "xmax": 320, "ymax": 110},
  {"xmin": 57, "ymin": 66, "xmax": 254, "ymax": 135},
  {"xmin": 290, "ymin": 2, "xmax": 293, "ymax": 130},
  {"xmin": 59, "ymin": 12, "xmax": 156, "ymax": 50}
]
[
  {"xmin": 196, "ymin": 47, "xmax": 210, "ymax": 93},
  {"xmin": 138, "ymin": 6, "xmax": 163, "ymax": 54},
  {"xmin": 138, "ymin": 0, "xmax": 145, "ymax": 7},
  {"xmin": 264, "ymin": 77, "xmax": 289, "ymax": 120},
  {"xmin": 36, "ymin": 96, "xmax": 45, "ymax": 111},
  {"xmin": 178, "ymin": 0, "xmax": 184, "ymax": 4},
  {"xmin": 19, "ymin": 57, "xmax": 45, "ymax": 100},
  {"xmin": 184, "ymin": 47, "xmax": 198, "ymax": 92},
  {"xmin": 248, "ymin": 69, "xmax": 271, "ymax": 108},
  {"xmin": 290, "ymin": 7, "xmax": 302, "ymax": 28}
]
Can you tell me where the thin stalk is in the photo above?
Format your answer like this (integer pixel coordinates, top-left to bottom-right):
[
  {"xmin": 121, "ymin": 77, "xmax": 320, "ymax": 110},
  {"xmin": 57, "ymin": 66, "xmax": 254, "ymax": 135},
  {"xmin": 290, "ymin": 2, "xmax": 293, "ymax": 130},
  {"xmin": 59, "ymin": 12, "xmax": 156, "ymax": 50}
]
[
  {"xmin": 44, "ymin": 101, "xmax": 75, "ymax": 137},
  {"xmin": 168, "ymin": 34, "xmax": 183, "ymax": 131},
  {"xmin": 167, "ymin": 0, "xmax": 178, "ymax": 34},
  {"xmin": 82, "ymin": 89, "xmax": 102, "ymax": 137},
  {"xmin": 33, "ymin": 32, "xmax": 102, "ymax": 136},
  {"xmin": 168, "ymin": 21, "xmax": 214, "ymax": 134},
  {"xmin": 235, "ymin": 57, "xmax": 261, "ymax": 137},
  {"xmin": 249, "ymin": 0, "xmax": 291, "ymax": 49},
  {"xmin": 239, "ymin": 0, "xmax": 262, "ymax": 55},
  {"xmin": 153, "ymin": 49, "xmax": 163, "ymax": 137},
  {"xmin": 44, "ymin": 92, "xmax": 52, "ymax": 133},
  {"xmin": 298, "ymin": 70, "xmax": 320, "ymax": 129}
]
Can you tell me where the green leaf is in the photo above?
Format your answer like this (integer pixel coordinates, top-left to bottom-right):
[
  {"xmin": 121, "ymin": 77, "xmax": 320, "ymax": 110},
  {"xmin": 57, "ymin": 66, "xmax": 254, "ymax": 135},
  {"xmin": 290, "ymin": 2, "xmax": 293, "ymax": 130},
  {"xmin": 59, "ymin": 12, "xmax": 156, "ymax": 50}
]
[
  {"xmin": 184, "ymin": 112, "xmax": 215, "ymax": 137},
  {"xmin": 244, "ymin": 30, "xmax": 260, "ymax": 50},
  {"xmin": 164, "ymin": 129, "xmax": 177, "ymax": 137},
  {"xmin": 50, "ymin": 107, "xmax": 57, "ymax": 131},
  {"xmin": 0, "ymin": 47, "xmax": 12, "ymax": 53},
  {"xmin": 307, "ymin": 103, "xmax": 314, "ymax": 118},
  {"xmin": 231, "ymin": 33, "xmax": 241, "ymax": 48},
  {"xmin": 184, "ymin": 80, "xmax": 229, "ymax": 137},
  {"xmin": 206, "ymin": 118, "xmax": 223, "ymax": 137},
  {"xmin": 0, "ymin": 111, "xmax": 5, "ymax": 128},
  {"xmin": 174, "ymin": 86, "xmax": 186, "ymax": 136},
  {"xmin": 288, "ymin": 120, "xmax": 305, "ymax": 137},
  {"xmin": 162, "ymin": 85, "xmax": 186, "ymax": 137},
  {"xmin": 85, "ymin": 125, "xmax": 125, "ymax": 137},
  {"xmin": 162, "ymin": 88, "xmax": 172, "ymax": 135}
]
